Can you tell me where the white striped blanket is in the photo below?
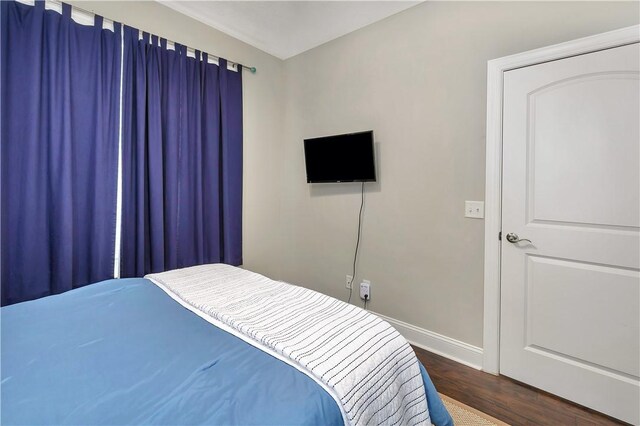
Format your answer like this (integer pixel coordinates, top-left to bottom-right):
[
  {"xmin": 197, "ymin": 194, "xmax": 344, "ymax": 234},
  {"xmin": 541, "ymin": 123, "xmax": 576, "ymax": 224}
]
[{"xmin": 146, "ymin": 264, "xmax": 430, "ymax": 426}]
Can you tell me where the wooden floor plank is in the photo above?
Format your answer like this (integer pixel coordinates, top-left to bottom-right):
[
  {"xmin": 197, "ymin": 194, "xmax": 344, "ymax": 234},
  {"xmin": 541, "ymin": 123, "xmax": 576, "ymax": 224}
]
[{"xmin": 412, "ymin": 346, "xmax": 626, "ymax": 426}]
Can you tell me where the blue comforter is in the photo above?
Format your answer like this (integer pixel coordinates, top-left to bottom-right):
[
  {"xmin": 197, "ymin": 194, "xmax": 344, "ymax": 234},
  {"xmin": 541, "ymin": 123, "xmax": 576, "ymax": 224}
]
[{"xmin": 1, "ymin": 278, "xmax": 452, "ymax": 425}]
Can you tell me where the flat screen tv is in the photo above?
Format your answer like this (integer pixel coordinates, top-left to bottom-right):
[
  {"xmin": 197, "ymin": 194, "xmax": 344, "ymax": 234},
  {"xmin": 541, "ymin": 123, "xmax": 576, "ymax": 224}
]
[{"xmin": 303, "ymin": 131, "xmax": 376, "ymax": 183}]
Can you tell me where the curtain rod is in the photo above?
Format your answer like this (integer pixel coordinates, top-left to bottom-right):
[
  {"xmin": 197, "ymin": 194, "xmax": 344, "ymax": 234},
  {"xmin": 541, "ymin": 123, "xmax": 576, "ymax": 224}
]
[{"xmin": 15, "ymin": 0, "xmax": 257, "ymax": 74}]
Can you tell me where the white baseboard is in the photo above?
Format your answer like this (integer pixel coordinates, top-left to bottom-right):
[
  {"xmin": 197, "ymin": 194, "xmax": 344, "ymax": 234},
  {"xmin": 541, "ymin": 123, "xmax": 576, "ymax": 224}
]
[{"xmin": 373, "ymin": 311, "xmax": 484, "ymax": 370}]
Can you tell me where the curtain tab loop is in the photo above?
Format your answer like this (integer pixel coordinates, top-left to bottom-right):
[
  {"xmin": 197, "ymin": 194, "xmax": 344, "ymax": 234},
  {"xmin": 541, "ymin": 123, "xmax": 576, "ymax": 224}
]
[
  {"xmin": 93, "ymin": 14, "xmax": 103, "ymax": 29},
  {"xmin": 219, "ymin": 58, "xmax": 227, "ymax": 70},
  {"xmin": 195, "ymin": 50, "xmax": 201, "ymax": 61},
  {"xmin": 151, "ymin": 35, "xmax": 159, "ymax": 47},
  {"xmin": 61, "ymin": 3, "xmax": 72, "ymax": 19},
  {"xmin": 34, "ymin": 0, "xmax": 45, "ymax": 11},
  {"xmin": 160, "ymin": 38, "xmax": 167, "ymax": 50},
  {"xmin": 142, "ymin": 32, "xmax": 150, "ymax": 43}
]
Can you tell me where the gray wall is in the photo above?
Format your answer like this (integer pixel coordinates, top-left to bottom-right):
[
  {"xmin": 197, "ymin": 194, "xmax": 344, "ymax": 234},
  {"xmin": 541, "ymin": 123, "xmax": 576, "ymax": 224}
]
[
  {"xmin": 69, "ymin": 1, "xmax": 286, "ymax": 279},
  {"xmin": 280, "ymin": 1, "xmax": 639, "ymax": 347}
]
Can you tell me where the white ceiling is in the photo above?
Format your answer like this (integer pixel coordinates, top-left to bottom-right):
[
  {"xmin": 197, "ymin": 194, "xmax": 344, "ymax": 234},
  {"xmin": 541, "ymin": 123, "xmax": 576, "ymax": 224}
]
[{"xmin": 159, "ymin": 1, "xmax": 420, "ymax": 60}]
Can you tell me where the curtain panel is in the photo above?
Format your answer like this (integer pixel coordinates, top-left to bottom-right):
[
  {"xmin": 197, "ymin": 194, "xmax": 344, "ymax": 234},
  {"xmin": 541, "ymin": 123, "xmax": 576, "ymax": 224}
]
[
  {"xmin": 119, "ymin": 27, "xmax": 243, "ymax": 278},
  {"xmin": 1, "ymin": 1, "xmax": 244, "ymax": 305},
  {"xmin": 1, "ymin": 1, "xmax": 121, "ymax": 305}
]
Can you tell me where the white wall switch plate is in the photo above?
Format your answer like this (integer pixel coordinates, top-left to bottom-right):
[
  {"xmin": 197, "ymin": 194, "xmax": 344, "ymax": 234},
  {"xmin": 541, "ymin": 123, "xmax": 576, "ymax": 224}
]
[
  {"xmin": 360, "ymin": 280, "xmax": 371, "ymax": 300},
  {"xmin": 346, "ymin": 275, "xmax": 353, "ymax": 289},
  {"xmin": 465, "ymin": 201, "xmax": 484, "ymax": 219}
]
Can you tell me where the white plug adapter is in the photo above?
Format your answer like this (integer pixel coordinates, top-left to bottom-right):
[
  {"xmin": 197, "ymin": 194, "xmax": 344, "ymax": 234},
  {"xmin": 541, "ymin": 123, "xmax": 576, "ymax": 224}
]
[{"xmin": 359, "ymin": 281, "xmax": 370, "ymax": 301}]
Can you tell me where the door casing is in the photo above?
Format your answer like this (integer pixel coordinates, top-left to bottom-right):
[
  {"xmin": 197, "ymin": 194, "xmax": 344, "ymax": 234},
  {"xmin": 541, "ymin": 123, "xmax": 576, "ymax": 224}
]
[{"xmin": 482, "ymin": 24, "xmax": 640, "ymax": 375}]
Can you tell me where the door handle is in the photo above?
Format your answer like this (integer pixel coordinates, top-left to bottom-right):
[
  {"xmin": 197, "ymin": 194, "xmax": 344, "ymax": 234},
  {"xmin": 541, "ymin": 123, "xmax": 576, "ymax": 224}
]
[{"xmin": 505, "ymin": 233, "xmax": 532, "ymax": 244}]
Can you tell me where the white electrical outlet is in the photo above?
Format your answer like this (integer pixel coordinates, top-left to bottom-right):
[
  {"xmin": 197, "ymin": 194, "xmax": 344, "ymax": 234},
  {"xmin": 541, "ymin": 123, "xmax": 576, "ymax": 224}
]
[
  {"xmin": 360, "ymin": 280, "xmax": 371, "ymax": 301},
  {"xmin": 346, "ymin": 275, "xmax": 353, "ymax": 289},
  {"xmin": 464, "ymin": 201, "xmax": 484, "ymax": 219}
]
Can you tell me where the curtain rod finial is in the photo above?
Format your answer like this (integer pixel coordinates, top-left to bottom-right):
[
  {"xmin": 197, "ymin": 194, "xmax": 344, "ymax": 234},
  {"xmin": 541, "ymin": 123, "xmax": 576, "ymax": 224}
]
[{"xmin": 249, "ymin": 67, "xmax": 257, "ymax": 74}]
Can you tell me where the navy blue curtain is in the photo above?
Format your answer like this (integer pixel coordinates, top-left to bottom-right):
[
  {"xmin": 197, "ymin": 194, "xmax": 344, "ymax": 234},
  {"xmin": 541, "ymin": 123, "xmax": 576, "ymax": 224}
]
[
  {"xmin": 120, "ymin": 27, "xmax": 242, "ymax": 277},
  {"xmin": 1, "ymin": 1, "xmax": 121, "ymax": 305}
]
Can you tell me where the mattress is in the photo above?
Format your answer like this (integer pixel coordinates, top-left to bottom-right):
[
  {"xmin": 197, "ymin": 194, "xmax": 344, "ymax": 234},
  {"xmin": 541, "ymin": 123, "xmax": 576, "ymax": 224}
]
[{"xmin": 1, "ymin": 277, "xmax": 452, "ymax": 425}]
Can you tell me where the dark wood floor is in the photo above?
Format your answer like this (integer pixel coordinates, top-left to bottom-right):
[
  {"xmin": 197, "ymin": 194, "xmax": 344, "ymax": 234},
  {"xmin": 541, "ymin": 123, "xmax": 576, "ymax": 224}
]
[{"xmin": 412, "ymin": 346, "xmax": 627, "ymax": 426}]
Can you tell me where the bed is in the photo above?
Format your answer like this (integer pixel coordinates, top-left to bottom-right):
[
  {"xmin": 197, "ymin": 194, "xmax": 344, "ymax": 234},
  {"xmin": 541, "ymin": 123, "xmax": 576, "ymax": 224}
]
[{"xmin": 1, "ymin": 265, "xmax": 453, "ymax": 425}]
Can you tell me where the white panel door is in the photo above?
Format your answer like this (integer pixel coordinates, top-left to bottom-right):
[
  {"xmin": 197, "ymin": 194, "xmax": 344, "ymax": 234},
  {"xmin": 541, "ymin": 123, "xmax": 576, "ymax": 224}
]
[{"xmin": 501, "ymin": 43, "xmax": 640, "ymax": 424}]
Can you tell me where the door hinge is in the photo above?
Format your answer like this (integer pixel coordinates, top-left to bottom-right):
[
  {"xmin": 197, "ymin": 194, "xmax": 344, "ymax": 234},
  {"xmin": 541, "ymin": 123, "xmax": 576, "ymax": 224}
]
[{"xmin": 498, "ymin": 231, "xmax": 502, "ymax": 241}]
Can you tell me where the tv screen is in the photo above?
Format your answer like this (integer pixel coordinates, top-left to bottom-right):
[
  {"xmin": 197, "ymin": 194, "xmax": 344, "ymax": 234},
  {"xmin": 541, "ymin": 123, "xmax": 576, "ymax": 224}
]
[{"xmin": 303, "ymin": 131, "xmax": 376, "ymax": 183}]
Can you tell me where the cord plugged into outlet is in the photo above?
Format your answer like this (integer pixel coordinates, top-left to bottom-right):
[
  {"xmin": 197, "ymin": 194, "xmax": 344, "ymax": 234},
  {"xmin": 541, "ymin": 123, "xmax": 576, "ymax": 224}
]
[{"xmin": 359, "ymin": 280, "xmax": 370, "ymax": 301}]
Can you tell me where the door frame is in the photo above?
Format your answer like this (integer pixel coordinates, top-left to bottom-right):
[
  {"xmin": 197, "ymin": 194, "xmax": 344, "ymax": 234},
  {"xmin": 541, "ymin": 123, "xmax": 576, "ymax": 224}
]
[{"xmin": 482, "ymin": 25, "xmax": 640, "ymax": 374}]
